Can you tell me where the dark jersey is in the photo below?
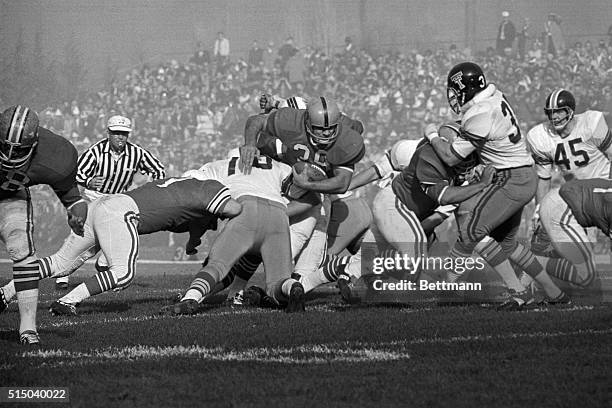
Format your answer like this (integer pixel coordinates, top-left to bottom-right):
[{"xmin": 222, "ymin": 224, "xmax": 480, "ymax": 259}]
[
  {"xmin": 0, "ymin": 127, "xmax": 81, "ymax": 207},
  {"xmin": 391, "ymin": 141, "xmax": 457, "ymax": 221},
  {"xmin": 257, "ymin": 108, "xmax": 365, "ymax": 176},
  {"xmin": 125, "ymin": 177, "xmax": 231, "ymax": 234},
  {"xmin": 559, "ymin": 178, "xmax": 612, "ymax": 236}
]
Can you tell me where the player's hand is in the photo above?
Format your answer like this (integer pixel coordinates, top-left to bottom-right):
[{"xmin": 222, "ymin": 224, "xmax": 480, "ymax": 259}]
[
  {"xmin": 67, "ymin": 201, "xmax": 88, "ymax": 237},
  {"xmin": 479, "ymin": 165, "xmax": 496, "ymax": 185},
  {"xmin": 423, "ymin": 123, "xmax": 439, "ymax": 142},
  {"xmin": 292, "ymin": 164, "xmax": 311, "ymax": 189},
  {"xmin": 259, "ymin": 93, "xmax": 276, "ymax": 112},
  {"xmin": 185, "ymin": 238, "xmax": 201, "ymax": 255},
  {"xmin": 239, "ymin": 144, "xmax": 259, "ymax": 175},
  {"xmin": 88, "ymin": 176, "xmax": 105, "ymax": 191}
]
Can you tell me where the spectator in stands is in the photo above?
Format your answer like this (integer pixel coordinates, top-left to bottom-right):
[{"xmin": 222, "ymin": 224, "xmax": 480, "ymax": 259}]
[
  {"xmin": 247, "ymin": 40, "xmax": 264, "ymax": 67},
  {"xmin": 517, "ymin": 18, "xmax": 530, "ymax": 61},
  {"xmin": 545, "ymin": 13, "xmax": 565, "ymax": 57},
  {"xmin": 213, "ymin": 31, "xmax": 230, "ymax": 70},
  {"xmin": 190, "ymin": 41, "xmax": 211, "ymax": 67},
  {"xmin": 496, "ymin": 11, "xmax": 516, "ymax": 56},
  {"xmin": 278, "ymin": 36, "xmax": 299, "ymax": 73}
]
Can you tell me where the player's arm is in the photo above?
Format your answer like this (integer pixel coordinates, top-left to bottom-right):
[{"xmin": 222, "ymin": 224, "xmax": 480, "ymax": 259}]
[
  {"xmin": 293, "ymin": 165, "xmax": 353, "ymax": 194},
  {"xmin": 52, "ymin": 164, "xmax": 88, "ymax": 236},
  {"xmin": 349, "ymin": 147, "xmax": 398, "ymax": 190},
  {"xmin": 423, "ymin": 165, "xmax": 495, "ymax": 205},
  {"xmin": 426, "ymin": 108, "xmax": 488, "ymax": 166},
  {"xmin": 75, "ymin": 148, "xmax": 98, "ymax": 188},
  {"xmin": 427, "ymin": 134, "xmax": 466, "ymax": 167},
  {"xmin": 240, "ymin": 113, "xmax": 269, "ymax": 173},
  {"xmin": 184, "ymin": 216, "xmax": 218, "ymax": 255},
  {"xmin": 286, "ymin": 191, "xmax": 321, "ymax": 218},
  {"xmin": 421, "ymin": 213, "xmax": 447, "ymax": 237},
  {"xmin": 348, "ymin": 166, "xmax": 381, "ymax": 190},
  {"xmin": 535, "ymin": 177, "xmax": 551, "ymax": 204}
]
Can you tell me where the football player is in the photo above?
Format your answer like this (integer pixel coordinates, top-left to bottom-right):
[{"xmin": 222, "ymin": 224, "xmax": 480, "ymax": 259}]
[
  {"xmin": 425, "ymin": 62, "xmax": 569, "ymax": 309},
  {"xmin": 0, "ymin": 105, "xmax": 87, "ymax": 344},
  {"xmin": 171, "ymin": 153, "xmax": 319, "ymax": 314},
  {"xmin": 526, "ymin": 89, "xmax": 612, "ymax": 289},
  {"xmin": 240, "ymin": 96, "xmax": 366, "ymax": 287},
  {"xmin": 1, "ymin": 177, "xmax": 241, "ymax": 316},
  {"xmin": 253, "ymin": 94, "xmax": 371, "ymax": 293}
]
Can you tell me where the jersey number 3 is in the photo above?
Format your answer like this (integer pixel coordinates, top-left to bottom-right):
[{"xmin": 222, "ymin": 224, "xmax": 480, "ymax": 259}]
[{"xmin": 501, "ymin": 96, "xmax": 522, "ymax": 144}]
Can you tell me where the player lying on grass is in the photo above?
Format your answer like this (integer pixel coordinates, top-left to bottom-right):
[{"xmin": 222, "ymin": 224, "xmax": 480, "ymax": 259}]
[
  {"xmin": 168, "ymin": 153, "xmax": 322, "ymax": 314},
  {"xmin": 1, "ymin": 177, "xmax": 241, "ymax": 317}
]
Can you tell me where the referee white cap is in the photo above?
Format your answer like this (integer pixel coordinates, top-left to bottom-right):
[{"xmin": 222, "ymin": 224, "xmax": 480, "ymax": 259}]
[{"xmin": 107, "ymin": 115, "xmax": 132, "ymax": 132}]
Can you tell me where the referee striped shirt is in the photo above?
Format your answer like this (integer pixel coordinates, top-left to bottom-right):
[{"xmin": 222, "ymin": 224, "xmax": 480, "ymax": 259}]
[{"xmin": 76, "ymin": 139, "xmax": 166, "ymax": 194}]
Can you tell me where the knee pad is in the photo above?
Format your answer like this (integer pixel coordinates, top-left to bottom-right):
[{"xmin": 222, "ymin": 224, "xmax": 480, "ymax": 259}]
[{"xmin": 5, "ymin": 229, "xmax": 34, "ymax": 263}]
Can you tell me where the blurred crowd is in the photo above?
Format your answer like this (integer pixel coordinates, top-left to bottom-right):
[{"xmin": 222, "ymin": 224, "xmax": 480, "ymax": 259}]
[{"xmin": 29, "ymin": 32, "xmax": 612, "ymax": 253}]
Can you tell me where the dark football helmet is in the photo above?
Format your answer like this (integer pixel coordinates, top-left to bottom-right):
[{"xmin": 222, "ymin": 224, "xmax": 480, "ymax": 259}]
[
  {"xmin": 305, "ymin": 96, "xmax": 341, "ymax": 149},
  {"xmin": 0, "ymin": 105, "xmax": 40, "ymax": 169},
  {"xmin": 544, "ymin": 89, "xmax": 576, "ymax": 131},
  {"xmin": 447, "ymin": 62, "xmax": 487, "ymax": 114}
]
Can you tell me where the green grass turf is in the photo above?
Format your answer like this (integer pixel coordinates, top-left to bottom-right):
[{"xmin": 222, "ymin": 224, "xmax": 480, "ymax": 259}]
[{"xmin": 0, "ymin": 263, "xmax": 611, "ymax": 408}]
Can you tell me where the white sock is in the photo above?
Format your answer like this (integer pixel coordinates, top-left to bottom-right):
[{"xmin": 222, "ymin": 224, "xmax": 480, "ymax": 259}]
[
  {"xmin": 182, "ymin": 289, "xmax": 203, "ymax": 303},
  {"xmin": 281, "ymin": 278, "xmax": 297, "ymax": 297},
  {"xmin": 299, "ymin": 269, "xmax": 330, "ymax": 293},
  {"xmin": 494, "ymin": 260, "xmax": 525, "ymax": 293},
  {"xmin": 17, "ymin": 289, "xmax": 38, "ymax": 334},
  {"xmin": 519, "ymin": 271, "xmax": 534, "ymax": 288},
  {"xmin": 59, "ymin": 283, "xmax": 91, "ymax": 305}
]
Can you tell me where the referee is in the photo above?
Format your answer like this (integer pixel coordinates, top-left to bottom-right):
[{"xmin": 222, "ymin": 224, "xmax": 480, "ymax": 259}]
[{"xmin": 55, "ymin": 115, "xmax": 166, "ymax": 289}]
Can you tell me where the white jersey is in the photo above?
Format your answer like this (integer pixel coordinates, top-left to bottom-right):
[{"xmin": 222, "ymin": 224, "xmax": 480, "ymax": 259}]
[
  {"xmin": 184, "ymin": 156, "xmax": 291, "ymax": 205},
  {"xmin": 526, "ymin": 110, "xmax": 612, "ymax": 180},
  {"xmin": 451, "ymin": 84, "xmax": 533, "ymax": 169}
]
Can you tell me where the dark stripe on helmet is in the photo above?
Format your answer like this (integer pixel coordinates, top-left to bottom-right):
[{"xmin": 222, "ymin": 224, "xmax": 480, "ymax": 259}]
[
  {"xmin": 320, "ymin": 97, "xmax": 329, "ymax": 127},
  {"xmin": 8, "ymin": 106, "xmax": 29, "ymax": 144}
]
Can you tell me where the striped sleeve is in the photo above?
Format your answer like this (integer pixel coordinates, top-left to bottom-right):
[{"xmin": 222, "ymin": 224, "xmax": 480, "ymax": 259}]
[
  {"xmin": 204, "ymin": 181, "xmax": 232, "ymax": 215},
  {"xmin": 76, "ymin": 144, "xmax": 101, "ymax": 186},
  {"xmin": 137, "ymin": 146, "xmax": 166, "ymax": 179}
]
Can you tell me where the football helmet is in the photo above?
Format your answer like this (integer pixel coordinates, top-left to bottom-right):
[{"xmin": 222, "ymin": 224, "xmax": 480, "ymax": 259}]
[
  {"xmin": 0, "ymin": 105, "xmax": 39, "ymax": 169},
  {"xmin": 544, "ymin": 89, "xmax": 575, "ymax": 131},
  {"xmin": 305, "ymin": 97, "xmax": 341, "ymax": 149},
  {"xmin": 447, "ymin": 62, "xmax": 487, "ymax": 114}
]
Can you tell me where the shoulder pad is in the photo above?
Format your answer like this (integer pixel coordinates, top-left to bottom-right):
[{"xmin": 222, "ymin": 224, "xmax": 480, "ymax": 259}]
[
  {"xmin": 326, "ymin": 128, "xmax": 365, "ymax": 166},
  {"xmin": 462, "ymin": 104, "xmax": 493, "ymax": 138},
  {"xmin": 266, "ymin": 108, "xmax": 307, "ymax": 144}
]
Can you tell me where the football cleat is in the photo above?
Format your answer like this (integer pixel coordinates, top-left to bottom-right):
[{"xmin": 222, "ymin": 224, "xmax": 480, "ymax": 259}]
[
  {"xmin": 542, "ymin": 291, "xmax": 572, "ymax": 306},
  {"xmin": 496, "ymin": 290, "xmax": 535, "ymax": 311},
  {"xmin": 0, "ymin": 288, "xmax": 8, "ymax": 313},
  {"xmin": 49, "ymin": 300, "xmax": 78, "ymax": 316},
  {"xmin": 285, "ymin": 282, "xmax": 305, "ymax": 313},
  {"xmin": 242, "ymin": 286, "xmax": 280, "ymax": 309},
  {"xmin": 171, "ymin": 299, "xmax": 199, "ymax": 315},
  {"xmin": 230, "ymin": 290, "xmax": 245, "ymax": 306},
  {"xmin": 20, "ymin": 330, "xmax": 40, "ymax": 345},
  {"xmin": 337, "ymin": 274, "xmax": 354, "ymax": 304}
]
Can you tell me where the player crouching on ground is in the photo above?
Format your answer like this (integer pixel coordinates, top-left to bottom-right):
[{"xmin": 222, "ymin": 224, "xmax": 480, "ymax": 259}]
[{"xmin": 1, "ymin": 177, "xmax": 240, "ymax": 316}]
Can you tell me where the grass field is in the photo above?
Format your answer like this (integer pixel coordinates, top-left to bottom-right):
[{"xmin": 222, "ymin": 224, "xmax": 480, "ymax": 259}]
[{"xmin": 1, "ymin": 262, "xmax": 611, "ymax": 408}]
